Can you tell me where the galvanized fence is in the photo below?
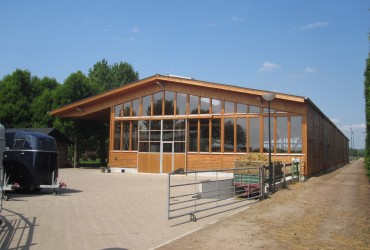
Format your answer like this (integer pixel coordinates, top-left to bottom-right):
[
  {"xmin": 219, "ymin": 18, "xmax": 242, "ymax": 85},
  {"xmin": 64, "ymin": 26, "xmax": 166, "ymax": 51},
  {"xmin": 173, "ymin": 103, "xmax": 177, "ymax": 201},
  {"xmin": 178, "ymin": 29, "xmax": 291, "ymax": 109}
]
[
  {"xmin": 268, "ymin": 162, "xmax": 301, "ymax": 193},
  {"xmin": 167, "ymin": 166, "xmax": 266, "ymax": 222}
]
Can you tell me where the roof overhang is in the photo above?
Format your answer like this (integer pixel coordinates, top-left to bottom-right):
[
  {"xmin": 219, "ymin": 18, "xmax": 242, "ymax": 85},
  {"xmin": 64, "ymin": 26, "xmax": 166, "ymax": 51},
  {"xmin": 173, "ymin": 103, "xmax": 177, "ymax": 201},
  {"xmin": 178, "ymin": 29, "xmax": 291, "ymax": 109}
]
[{"xmin": 49, "ymin": 74, "xmax": 306, "ymax": 122}]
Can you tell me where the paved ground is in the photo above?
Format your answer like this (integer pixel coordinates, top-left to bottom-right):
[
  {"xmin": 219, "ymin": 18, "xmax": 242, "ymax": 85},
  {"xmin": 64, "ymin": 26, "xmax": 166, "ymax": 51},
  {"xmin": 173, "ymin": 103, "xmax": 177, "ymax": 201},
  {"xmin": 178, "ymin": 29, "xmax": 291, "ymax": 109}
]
[{"xmin": 0, "ymin": 168, "xmax": 255, "ymax": 250}]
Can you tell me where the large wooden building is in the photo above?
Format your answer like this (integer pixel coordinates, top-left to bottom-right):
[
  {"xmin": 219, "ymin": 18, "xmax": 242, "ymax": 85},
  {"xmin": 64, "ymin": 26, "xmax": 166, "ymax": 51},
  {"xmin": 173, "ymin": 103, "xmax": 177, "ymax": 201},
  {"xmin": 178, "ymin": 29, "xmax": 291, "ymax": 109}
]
[{"xmin": 50, "ymin": 74, "xmax": 349, "ymax": 178}]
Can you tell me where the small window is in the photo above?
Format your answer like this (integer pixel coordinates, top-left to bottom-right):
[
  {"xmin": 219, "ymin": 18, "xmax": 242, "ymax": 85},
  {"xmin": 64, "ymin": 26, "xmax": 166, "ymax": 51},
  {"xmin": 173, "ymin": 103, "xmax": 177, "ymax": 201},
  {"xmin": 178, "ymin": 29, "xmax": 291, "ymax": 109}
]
[
  {"xmin": 237, "ymin": 103, "xmax": 247, "ymax": 114},
  {"xmin": 225, "ymin": 101, "xmax": 234, "ymax": 114},
  {"xmin": 190, "ymin": 95, "xmax": 199, "ymax": 115},
  {"xmin": 212, "ymin": 99, "xmax": 221, "ymax": 114}
]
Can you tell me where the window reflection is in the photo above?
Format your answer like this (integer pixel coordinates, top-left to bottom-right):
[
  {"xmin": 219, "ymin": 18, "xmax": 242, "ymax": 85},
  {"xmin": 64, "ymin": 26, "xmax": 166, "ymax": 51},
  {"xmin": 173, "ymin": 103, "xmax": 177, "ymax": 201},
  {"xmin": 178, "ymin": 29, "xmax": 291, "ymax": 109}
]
[
  {"xmin": 291, "ymin": 116, "xmax": 302, "ymax": 153},
  {"xmin": 236, "ymin": 118, "xmax": 247, "ymax": 152},
  {"xmin": 190, "ymin": 95, "xmax": 198, "ymax": 115},
  {"xmin": 142, "ymin": 95, "xmax": 151, "ymax": 116},
  {"xmin": 250, "ymin": 118, "xmax": 260, "ymax": 152},
  {"xmin": 277, "ymin": 117, "xmax": 288, "ymax": 153},
  {"xmin": 212, "ymin": 99, "xmax": 221, "ymax": 114},
  {"xmin": 200, "ymin": 97, "xmax": 210, "ymax": 114},
  {"xmin": 176, "ymin": 93, "xmax": 187, "ymax": 115},
  {"xmin": 225, "ymin": 101, "xmax": 234, "ymax": 114},
  {"xmin": 224, "ymin": 118, "xmax": 234, "ymax": 152},
  {"xmin": 164, "ymin": 91, "xmax": 175, "ymax": 115},
  {"xmin": 153, "ymin": 92, "xmax": 163, "ymax": 116}
]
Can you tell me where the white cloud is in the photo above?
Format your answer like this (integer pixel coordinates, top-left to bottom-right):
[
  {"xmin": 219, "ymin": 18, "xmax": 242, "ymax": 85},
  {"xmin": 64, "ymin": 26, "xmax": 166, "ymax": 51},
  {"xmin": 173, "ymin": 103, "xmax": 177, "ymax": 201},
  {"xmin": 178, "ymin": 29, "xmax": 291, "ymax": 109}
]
[
  {"xmin": 300, "ymin": 21, "xmax": 329, "ymax": 30},
  {"xmin": 258, "ymin": 62, "xmax": 282, "ymax": 72},
  {"xmin": 132, "ymin": 27, "xmax": 140, "ymax": 33},
  {"xmin": 305, "ymin": 67, "xmax": 317, "ymax": 73},
  {"xmin": 340, "ymin": 123, "xmax": 366, "ymax": 131},
  {"xmin": 331, "ymin": 118, "xmax": 340, "ymax": 124},
  {"xmin": 232, "ymin": 16, "xmax": 243, "ymax": 22}
]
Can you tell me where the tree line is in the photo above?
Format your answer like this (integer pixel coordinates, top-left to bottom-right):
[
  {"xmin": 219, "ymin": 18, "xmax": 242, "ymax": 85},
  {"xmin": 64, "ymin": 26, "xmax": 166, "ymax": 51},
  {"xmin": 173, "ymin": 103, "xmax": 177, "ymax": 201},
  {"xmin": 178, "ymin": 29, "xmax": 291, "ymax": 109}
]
[
  {"xmin": 0, "ymin": 59, "xmax": 139, "ymax": 167},
  {"xmin": 364, "ymin": 53, "xmax": 370, "ymax": 179}
]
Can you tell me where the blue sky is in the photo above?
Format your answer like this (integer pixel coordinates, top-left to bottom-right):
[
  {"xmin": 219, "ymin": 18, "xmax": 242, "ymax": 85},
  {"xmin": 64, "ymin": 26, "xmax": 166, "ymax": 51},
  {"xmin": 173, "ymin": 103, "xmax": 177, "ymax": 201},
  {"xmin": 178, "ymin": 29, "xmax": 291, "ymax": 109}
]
[{"xmin": 0, "ymin": 1, "xmax": 368, "ymax": 148}]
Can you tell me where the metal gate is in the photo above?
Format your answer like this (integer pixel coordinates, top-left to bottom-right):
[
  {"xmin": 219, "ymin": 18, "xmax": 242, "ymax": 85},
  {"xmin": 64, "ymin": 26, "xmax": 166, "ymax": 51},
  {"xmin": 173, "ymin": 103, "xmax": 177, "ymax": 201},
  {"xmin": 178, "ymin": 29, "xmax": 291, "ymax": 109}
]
[{"xmin": 167, "ymin": 166, "xmax": 266, "ymax": 222}]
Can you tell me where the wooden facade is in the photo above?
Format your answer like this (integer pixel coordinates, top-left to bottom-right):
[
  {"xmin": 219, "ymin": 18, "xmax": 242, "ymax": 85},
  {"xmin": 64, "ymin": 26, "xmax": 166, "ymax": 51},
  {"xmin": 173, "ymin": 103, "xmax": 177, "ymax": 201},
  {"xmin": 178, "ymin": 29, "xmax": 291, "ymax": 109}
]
[{"xmin": 50, "ymin": 74, "xmax": 349, "ymax": 178}]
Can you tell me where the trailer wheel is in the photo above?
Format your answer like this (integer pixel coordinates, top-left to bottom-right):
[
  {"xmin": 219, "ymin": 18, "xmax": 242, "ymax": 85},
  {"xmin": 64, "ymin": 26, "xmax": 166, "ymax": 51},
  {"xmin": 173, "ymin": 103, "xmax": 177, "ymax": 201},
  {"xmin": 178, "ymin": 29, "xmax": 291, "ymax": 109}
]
[{"xmin": 3, "ymin": 192, "xmax": 9, "ymax": 201}]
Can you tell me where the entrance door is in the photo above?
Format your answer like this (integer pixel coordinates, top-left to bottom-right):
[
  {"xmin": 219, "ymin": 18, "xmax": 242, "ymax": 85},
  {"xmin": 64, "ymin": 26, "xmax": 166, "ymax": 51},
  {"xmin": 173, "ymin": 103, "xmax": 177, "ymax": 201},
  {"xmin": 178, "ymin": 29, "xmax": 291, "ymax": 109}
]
[{"xmin": 161, "ymin": 142, "xmax": 174, "ymax": 173}]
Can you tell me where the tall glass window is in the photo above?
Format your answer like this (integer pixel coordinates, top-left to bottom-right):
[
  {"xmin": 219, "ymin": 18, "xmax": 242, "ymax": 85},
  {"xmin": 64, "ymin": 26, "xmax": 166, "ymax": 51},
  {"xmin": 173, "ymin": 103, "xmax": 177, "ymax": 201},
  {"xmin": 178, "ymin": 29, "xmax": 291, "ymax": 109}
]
[
  {"xmin": 123, "ymin": 102, "xmax": 130, "ymax": 116},
  {"xmin": 291, "ymin": 116, "xmax": 302, "ymax": 153},
  {"xmin": 176, "ymin": 93, "xmax": 187, "ymax": 115},
  {"xmin": 164, "ymin": 91, "xmax": 175, "ymax": 115},
  {"xmin": 263, "ymin": 117, "xmax": 274, "ymax": 153},
  {"xmin": 189, "ymin": 119, "xmax": 198, "ymax": 152},
  {"xmin": 153, "ymin": 92, "xmax": 163, "ymax": 116},
  {"xmin": 277, "ymin": 117, "xmax": 288, "ymax": 153},
  {"xmin": 200, "ymin": 119, "xmax": 209, "ymax": 152},
  {"xmin": 224, "ymin": 118, "xmax": 234, "ymax": 152},
  {"xmin": 142, "ymin": 95, "xmax": 151, "ymax": 116},
  {"xmin": 250, "ymin": 106, "xmax": 260, "ymax": 114},
  {"xmin": 114, "ymin": 104, "xmax": 122, "ymax": 117},
  {"xmin": 225, "ymin": 101, "xmax": 234, "ymax": 114},
  {"xmin": 237, "ymin": 103, "xmax": 247, "ymax": 114},
  {"xmin": 200, "ymin": 97, "xmax": 210, "ymax": 114},
  {"xmin": 212, "ymin": 99, "xmax": 221, "ymax": 114},
  {"xmin": 123, "ymin": 122, "xmax": 130, "ymax": 150},
  {"xmin": 114, "ymin": 122, "xmax": 121, "ymax": 150},
  {"xmin": 132, "ymin": 99, "xmax": 140, "ymax": 116},
  {"xmin": 190, "ymin": 95, "xmax": 198, "ymax": 115},
  {"xmin": 236, "ymin": 118, "xmax": 247, "ymax": 152},
  {"xmin": 132, "ymin": 121, "xmax": 138, "ymax": 151},
  {"xmin": 250, "ymin": 118, "xmax": 260, "ymax": 152},
  {"xmin": 212, "ymin": 119, "xmax": 221, "ymax": 152}
]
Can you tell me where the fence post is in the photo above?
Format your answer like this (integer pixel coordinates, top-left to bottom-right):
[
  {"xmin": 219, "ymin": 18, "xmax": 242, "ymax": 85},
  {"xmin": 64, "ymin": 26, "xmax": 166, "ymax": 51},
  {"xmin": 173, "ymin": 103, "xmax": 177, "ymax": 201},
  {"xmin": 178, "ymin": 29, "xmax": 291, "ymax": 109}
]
[
  {"xmin": 260, "ymin": 165, "xmax": 265, "ymax": 200},
  {"xmin": 272, "ymin": 162, "xmax": 276, "ymax": 193},
  {"xmin": 283, "ymin": 163, "xmax": 286, "ymax": 188}
]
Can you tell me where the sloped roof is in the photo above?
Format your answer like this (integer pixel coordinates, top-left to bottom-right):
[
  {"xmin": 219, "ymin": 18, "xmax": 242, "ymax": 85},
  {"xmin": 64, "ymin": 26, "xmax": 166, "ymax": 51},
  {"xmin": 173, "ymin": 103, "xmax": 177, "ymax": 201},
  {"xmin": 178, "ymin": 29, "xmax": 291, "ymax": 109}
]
[
  {"xmin": 6, "ymin": 128, "xmax": 72, "ymax": 144},
  {"xmin": 49, "ymin": 74, "xmax": 306, "ymax": 122}
]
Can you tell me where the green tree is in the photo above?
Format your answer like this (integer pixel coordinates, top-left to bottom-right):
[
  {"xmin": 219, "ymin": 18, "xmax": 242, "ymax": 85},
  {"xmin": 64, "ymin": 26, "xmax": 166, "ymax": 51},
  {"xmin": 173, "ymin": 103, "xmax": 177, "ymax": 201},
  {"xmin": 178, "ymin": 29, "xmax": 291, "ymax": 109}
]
[
  {"xmin": 88, "ymin": 59, "xmax": 139, "ymax": 91},
  {"xmin": 53, "ymin": 71, "xmax": 99, "ymax": 167},
  {"xmin": 364, "ymin": 53, "xmax": 370, "ymax": 179},
  {"xmin": 88, "ymin": 59, "xmax": 139, "ymax": 166},
  {"xmin": 0, "ymin": 69, "xmax": 33, "ymax": 127}
]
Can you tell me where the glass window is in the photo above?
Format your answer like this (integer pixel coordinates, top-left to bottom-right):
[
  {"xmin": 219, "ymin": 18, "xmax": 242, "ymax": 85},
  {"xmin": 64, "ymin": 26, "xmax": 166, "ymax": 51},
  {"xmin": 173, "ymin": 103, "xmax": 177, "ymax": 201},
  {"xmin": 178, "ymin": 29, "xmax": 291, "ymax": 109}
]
[
  {"xmin": 176, "ymin": 93, "xmax": 187, "ymax": 115},
  {"xmin": 236, "ymin": 118, "xmax": 247, "ymax": 152},
  {"xmin": 174, "ymin": 131, "xmax": 185, "ymax": 141},
  {"xmin": 114, "ymin": 104, "xmax": 122, "ymax": 117},
  {"xmin": 190, "ymin": 95, "xmax": 198, "ymax": 115},
  {"xmin": 132, "ymin": 99, "xmax": 140, "ymax": 117},
  {"xmin": 142, "ymin": 95, "xmax": 151, "ymax": 116},
  {"xmin": 237, "ymin": 103, "xmax": 247, "ymax": 114},
  {"xmin": 139, "ymin": 120, "xmax": 149, "ymax": 131},
  {"xmin": 200, "ymin": 119, "xmax": 209, "ymax": 152},
  {"xmin": 132, "ymin": 121, "xmax": 138, "ymax": 150},
  {"xmin": 291, "ymin": 116, "xmax": 302, "ymax": 153},
  {"xmin": 153, "ymin": 92, "xmax": 163, "ymax": 116},
  {"xmin": 250, "ymin": 118, "xmax": 260, "ymax": 152},
  {"xmin": 114, "ymin": 122, "xmax": 121, "ymax": 150},
  {"xmin": 212, "ymin": 99, "xmax": 221, "ymax": 114},
  {"xmin": 189, "ymin": 119, "xmax": 198, "ymax": 152},
  {"xmin": 151, "ymin": 120, "xmax": 161, "ymax": 130},
  {"xmin": 163, "ymin": 120, "xmax": 174, "ymax": 130},
  {"xmin": 175, "ymin": 119, "xmax": 185, "ymax": 129},
  {"xmin": 163, "ymin": 143, "xmax": 173, "ymax": 153},
  {"xmin": 150, "ymin": 142, "xmax": 160, "ymax": 152},
  {"xmin": 250, "ymin": 106, "xmax": 260, "ymax": 114},
  {"xmin": 123, "ymin": 102, "xmax": 130, "ymax": 116},
  {"xmin": 175, "ymin": 142, "xmax": 185, "ymax": 152},
  {"xmin": 277, "ymin": 117, "xmax": 288, "ymax": 153},
  {"xmin": 225, "ymin": 101, "xmax": 234, "ymax": 114},
  {"xmin": 164, "ymin": 91, "xmax": 175, "ymax": 115},
  {"xmin": 150, "ymin": 131, "xmax": 161, "ymax": 141},
  {"xmin": 263, "ymin": 117, "xmax": 274, "ymax": 153},
  {"xmin": 123, "ymin": 122, "xmax": 130, "ymax": 150},
  {"xmin": 163, "ymin": 131, "xmax": 173, "ymax": 141},
  {"xmin": 212, "ymin": 119, "xmax": 221, "ymax": 152},
  {"xmin": 139, "ymin": 142, "xmax": 149, "ymax": 152},
  {"xmin": 224, "ymin": 118, "xmax": 234, "ymax": 152},
  {"xmin": 200, "ymin": 97, "xmax": 210, "ymax": 114}
]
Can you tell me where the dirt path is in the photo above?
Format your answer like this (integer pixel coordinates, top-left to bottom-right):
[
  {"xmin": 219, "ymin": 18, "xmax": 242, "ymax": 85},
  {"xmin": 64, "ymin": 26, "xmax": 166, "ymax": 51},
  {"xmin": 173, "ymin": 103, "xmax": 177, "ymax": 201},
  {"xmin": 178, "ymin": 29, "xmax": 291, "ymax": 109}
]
[{"xmin": 158, "ymin": 159, "xmax": 370, "ymax": 250}]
